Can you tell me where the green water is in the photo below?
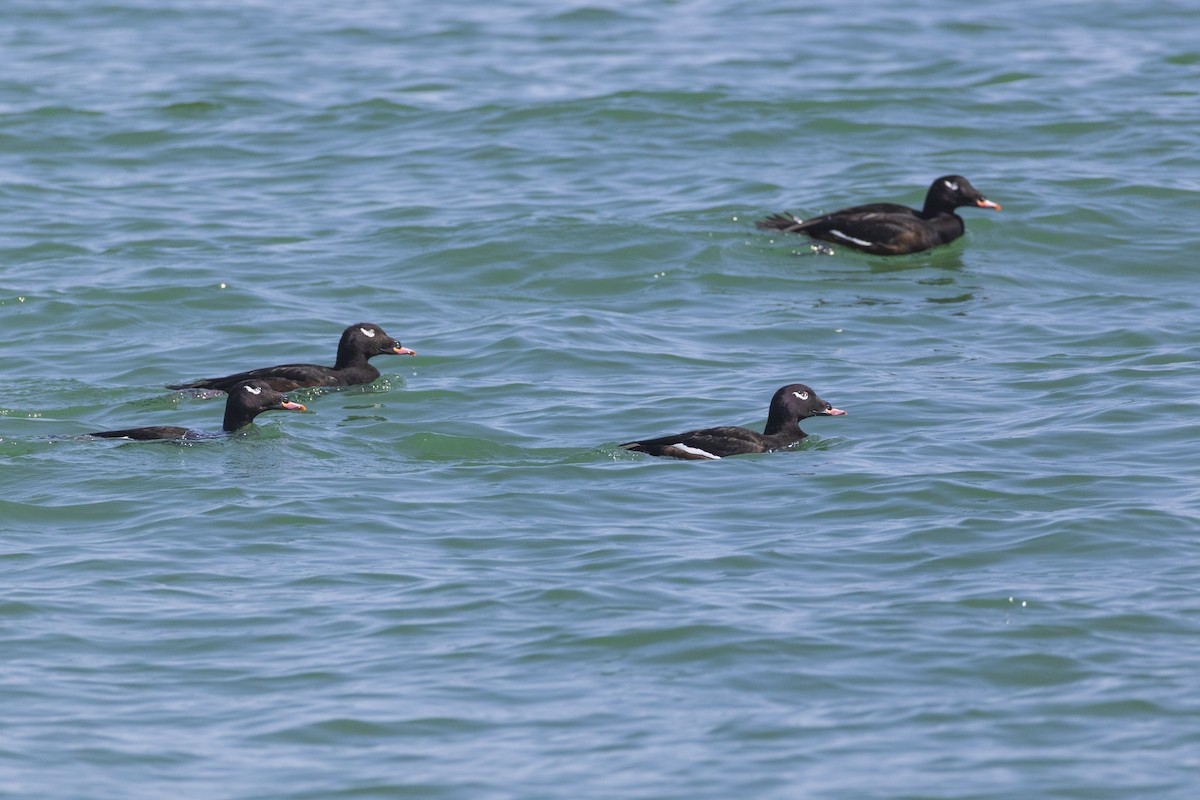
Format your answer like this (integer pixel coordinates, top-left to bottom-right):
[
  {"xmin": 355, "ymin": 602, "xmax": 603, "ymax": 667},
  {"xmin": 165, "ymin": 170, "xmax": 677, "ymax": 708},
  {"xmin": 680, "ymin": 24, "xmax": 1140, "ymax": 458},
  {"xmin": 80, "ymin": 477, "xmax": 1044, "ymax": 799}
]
[{"xmin": 2, "ymin": 1, "xmax": 1199, "ymax": 797}]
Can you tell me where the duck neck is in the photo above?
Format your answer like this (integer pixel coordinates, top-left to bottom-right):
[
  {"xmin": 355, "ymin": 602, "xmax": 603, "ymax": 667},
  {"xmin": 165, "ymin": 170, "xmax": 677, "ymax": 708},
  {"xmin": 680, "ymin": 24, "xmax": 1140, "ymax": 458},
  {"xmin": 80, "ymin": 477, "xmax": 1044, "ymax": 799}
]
[
  {"xmin": 333, "ymin": 347, "xmax": 368, "ymax": 371},
  {"xmin": 921, "ymin": 195, "xmax": 952, "ymax": 218},
  {"xmin": 763, "ymin": 411, "xmax": 804, "ymax": 441},
  {"xmin": 223, "ymin": 405, "xmax": 255, "ymax": 432}
]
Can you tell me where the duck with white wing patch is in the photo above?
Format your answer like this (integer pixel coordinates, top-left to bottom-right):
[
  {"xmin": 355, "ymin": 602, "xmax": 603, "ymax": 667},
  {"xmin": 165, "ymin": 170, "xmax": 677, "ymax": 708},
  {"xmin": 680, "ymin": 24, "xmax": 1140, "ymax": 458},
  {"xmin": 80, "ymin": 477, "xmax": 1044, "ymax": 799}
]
[
  {"xmin": 168, "ymin": 322, "xmax": 415, "ymax": 393},
  {"xmin": 88, "ymin": 380, "xmax": 306, "ymax": 441},
  {"xmin": 757, "ymin": 175, "xmax": 1000, "ymax": 255},
  {"xmin": 619, "ymin": 383, "xmax": 846, "ymax": 460}
]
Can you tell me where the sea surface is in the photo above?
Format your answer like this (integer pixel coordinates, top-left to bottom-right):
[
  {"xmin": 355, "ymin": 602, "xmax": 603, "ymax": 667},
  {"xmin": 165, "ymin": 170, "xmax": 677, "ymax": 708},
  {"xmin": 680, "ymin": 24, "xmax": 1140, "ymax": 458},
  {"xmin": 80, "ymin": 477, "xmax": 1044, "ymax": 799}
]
[{"xmin": 2, "ymin": 1, "xmax": 1199, "ymax": 797}]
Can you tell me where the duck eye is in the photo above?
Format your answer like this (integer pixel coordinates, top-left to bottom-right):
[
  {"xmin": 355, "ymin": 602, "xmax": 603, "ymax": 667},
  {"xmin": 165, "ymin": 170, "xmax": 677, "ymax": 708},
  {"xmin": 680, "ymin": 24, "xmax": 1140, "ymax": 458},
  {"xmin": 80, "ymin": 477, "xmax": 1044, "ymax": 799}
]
[
  {"xmin": 793, "ymin": 391, "xmax": 809, "ymax": 400},
  {"xmin": 360, "ymin": 327, "xmax": 376, "ymax": 338}
]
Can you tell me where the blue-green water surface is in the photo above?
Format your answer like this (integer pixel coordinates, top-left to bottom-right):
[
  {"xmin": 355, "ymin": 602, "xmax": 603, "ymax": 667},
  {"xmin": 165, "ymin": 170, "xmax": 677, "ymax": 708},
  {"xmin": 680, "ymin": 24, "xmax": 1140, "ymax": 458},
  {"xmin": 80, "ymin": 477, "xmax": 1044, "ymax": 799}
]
[{"xmin": 3, "ymin": 1, "xmax": 1199, "ymax": 798}]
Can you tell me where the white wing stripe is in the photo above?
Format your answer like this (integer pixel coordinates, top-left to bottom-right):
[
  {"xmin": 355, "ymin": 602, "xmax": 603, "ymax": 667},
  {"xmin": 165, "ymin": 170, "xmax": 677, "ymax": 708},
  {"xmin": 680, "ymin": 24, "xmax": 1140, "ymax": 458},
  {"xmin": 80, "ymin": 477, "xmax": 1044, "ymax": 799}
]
[
  {"xmin": 830, "ymin": 229, "xmax": 874, "ymax": 247},
  {"xmin": 673, "ymin": 443, "xmax": 721, "ymax": 459}
]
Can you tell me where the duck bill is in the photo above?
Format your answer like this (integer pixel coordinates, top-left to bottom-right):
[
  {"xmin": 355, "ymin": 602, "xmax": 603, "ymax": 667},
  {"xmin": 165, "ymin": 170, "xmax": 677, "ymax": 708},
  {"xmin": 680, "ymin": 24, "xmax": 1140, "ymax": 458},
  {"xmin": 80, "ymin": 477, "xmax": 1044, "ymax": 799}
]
[
  {"xmin": 824, "ymin": 407, "xmax": 848, "ymax": 416},
  {"xmin": 393, "ymin": 346, "xmax": 416, "ymax": 356},
  {"xmin": 976, "ymin": 198, "xmax": 1001, "ymax": 210},
  {"xmin": 280, "ymin": 401, "xmax": 307, "ymax": 412}
]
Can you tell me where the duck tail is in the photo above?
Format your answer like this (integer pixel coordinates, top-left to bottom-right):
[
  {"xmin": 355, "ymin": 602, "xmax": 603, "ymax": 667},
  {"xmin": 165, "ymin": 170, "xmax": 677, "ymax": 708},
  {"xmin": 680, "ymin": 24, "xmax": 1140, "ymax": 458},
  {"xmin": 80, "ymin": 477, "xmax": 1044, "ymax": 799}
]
[{"xmin": 755, "ymin": 212, "xmax": 804, "ymax": 232}]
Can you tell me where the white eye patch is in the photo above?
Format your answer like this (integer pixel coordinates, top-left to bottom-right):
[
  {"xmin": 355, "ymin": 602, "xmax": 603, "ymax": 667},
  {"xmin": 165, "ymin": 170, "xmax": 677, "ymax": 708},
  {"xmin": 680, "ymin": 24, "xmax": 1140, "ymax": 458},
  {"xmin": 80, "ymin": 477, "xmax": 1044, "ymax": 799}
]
[
  {"xmin": 793, "ymin": 391, "xmax": 809, "ymax": 400},
  {"xmin": 360, "ymin": 327, "xmax": 376, "ymax": 338},
  {"xmin": 944, "ymin": 179, "xmax": 959, "ymax": 191},
  {"xmin": 244, "ymin": 385, "xmax": 262, "ymax": 395}
]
